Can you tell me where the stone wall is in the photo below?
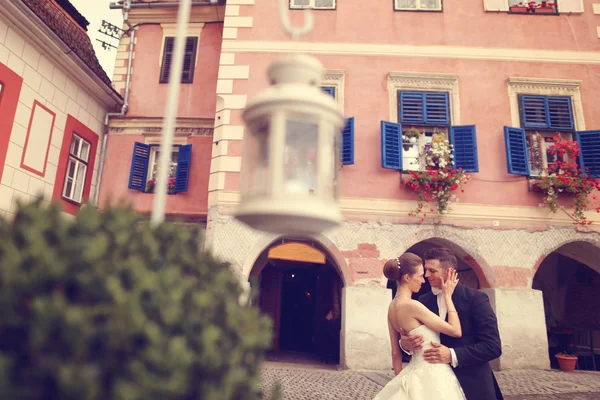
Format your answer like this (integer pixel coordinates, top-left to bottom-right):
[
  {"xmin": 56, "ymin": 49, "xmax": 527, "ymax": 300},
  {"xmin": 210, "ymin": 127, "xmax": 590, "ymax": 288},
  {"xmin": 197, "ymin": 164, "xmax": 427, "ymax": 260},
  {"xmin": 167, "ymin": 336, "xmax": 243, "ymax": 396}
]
[{"xmin": 205, "ymin": 207, "xmax": 600, "ymax": 370}]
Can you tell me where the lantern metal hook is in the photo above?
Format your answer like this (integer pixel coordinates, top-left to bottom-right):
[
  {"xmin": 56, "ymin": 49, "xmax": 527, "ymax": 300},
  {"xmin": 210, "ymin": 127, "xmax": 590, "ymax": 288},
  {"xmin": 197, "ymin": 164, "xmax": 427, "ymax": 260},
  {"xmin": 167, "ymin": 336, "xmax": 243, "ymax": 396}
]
[{"xmin": 278, "ymin": 0, "xmax": 314, "ymax": 40}]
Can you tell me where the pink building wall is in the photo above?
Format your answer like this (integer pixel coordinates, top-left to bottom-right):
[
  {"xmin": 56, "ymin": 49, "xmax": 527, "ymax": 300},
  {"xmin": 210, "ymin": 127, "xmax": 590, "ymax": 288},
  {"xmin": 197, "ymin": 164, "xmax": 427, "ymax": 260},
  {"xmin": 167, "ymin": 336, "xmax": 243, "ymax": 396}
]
[
  {"xmin": 220, "ymin": 2, "xmax": 600, "ymax": 208},
  {"xmin": 239, "ymin": 1, "xmax": 599, "ymax": 52},
  {"xmin": 99, "ymin": 134, "xmax": 212, "ymax": 217},
  {"xmin": 127, "ymin": 23, "xmax": 222, "ymax": 119},
  {"xmin": 99, "ymin": 18, "xmax": 223, "ymax": 218}
]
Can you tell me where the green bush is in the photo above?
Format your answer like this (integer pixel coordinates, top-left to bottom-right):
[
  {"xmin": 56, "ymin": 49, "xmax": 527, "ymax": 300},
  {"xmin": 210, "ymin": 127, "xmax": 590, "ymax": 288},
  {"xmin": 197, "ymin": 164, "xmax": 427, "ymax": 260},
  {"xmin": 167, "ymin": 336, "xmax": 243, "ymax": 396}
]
[{"xmin": 0, "ymin": 200, "xmax": 272, "ymax": 400}]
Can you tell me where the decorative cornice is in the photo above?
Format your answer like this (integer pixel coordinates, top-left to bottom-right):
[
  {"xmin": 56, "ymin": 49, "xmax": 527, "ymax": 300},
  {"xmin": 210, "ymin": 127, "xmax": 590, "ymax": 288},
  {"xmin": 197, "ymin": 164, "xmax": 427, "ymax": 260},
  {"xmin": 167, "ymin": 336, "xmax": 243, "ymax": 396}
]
[
  {"xmin": 507, "ymin": 77, "xmax": 582, "ymax": 93},
  {"xmin": 324, "ymin": 69, "xmax": 345, "ymax": 82},
  {"xmin": 222, "ymin": 40, "xmax": 600, "ymax": 65},
  {"xmin": 208, "ymin": 191, "xmax": 600, "ymax": 227},
  {"xmin": 127, "ymin": 5, "xmax": 224, "ymax": 24},
  {"xmin": 388, "ymin": 72, "xmax": 459, "ymax": 89},
  {"xmin": 108, "ymin": 117, "xmax": 215, "ymax": 136}
]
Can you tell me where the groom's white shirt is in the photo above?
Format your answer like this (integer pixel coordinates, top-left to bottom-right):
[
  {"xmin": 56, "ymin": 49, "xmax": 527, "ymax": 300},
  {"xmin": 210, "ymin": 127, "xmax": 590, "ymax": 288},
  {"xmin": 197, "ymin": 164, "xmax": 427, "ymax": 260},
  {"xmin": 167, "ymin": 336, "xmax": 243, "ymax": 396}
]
[
  {"xmin": 430, "ymin": 287, "xmax": 459, "ymax": 368},
  {"xmin": 401, "ymin": 288, "xmax": 459, "ymax": 368}
]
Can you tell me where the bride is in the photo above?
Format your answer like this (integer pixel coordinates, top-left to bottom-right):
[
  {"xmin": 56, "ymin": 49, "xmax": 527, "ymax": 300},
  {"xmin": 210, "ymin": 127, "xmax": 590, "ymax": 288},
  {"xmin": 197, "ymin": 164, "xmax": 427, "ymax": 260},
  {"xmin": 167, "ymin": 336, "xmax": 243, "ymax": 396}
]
[{"xmin": 374, "ymin": 253, "xmax": 465, "ymax": 400}]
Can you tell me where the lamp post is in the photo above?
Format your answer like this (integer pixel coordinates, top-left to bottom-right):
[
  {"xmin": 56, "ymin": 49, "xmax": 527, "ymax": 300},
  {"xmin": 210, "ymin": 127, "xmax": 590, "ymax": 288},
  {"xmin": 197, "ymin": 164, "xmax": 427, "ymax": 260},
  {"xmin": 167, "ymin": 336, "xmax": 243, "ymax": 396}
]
[{"xmin": 233, "ymin": 0, "xmax": 345, "ymax": 235}]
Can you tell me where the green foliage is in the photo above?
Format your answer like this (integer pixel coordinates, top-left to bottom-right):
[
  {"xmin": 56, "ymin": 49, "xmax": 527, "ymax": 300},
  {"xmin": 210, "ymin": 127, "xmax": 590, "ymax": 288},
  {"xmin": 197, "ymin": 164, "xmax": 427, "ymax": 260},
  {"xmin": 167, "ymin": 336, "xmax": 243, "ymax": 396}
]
[{"xmin": 0, "ymin": 200, "xmax": 272, "ymax": 400}]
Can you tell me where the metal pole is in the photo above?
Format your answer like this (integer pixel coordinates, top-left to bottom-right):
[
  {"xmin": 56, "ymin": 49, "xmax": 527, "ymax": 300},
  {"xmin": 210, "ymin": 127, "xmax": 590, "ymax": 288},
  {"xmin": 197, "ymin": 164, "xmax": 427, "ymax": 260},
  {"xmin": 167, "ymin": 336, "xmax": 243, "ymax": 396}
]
[{"xmin": 151, "ymin": 0, "xmax": 193, "ymax": 225}]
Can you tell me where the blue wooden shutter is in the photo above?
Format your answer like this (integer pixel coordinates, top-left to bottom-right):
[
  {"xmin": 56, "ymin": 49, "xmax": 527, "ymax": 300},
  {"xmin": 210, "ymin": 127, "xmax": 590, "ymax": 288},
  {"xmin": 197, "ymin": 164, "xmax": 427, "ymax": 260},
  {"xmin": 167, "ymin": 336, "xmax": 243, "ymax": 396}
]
[
  {"xmin": 504, "ymin": 127, "xmax": 530, "ymax": 176},
  {"xmin": 450, "ymin": 125, "xmax": 479, "ymax": 172},
  {"xmin": 399, "ymin": 91, "xmax": 450, "ymax": 125},
  {"xmin": 341, "ymin": 117, "xmax": 354, "ymax": 165},
  {"xmin": 381, "ymin": 121, "xmax": 402, "ymax": 170},
  {"xmin": 399, "ymin": 92, "xmax": 425, "ymax": 124},
  {"xmin": 128, "ymin": 142, "xmax": 150, "ymax": 191},
  {"xmin": 174, "ymin": 144, "xmax": 192, "ymax": 193},
  {"xmin": 547, "ymin": 97, "xmax": 574, "ymax": 130},
  {"xmin": 521, "ymin": 95, "xmax": 549, "ymax": 129},
  {"xmin": 321, "ymin": 86, "xmax": 335, "ymax": 97},
  {"xmin": 575, "ymin": 130, "xmax": 600, "ymax": 178},
  {"xmin": 424, "ymin": 92, "xmax": 450, "ymax": 125}
]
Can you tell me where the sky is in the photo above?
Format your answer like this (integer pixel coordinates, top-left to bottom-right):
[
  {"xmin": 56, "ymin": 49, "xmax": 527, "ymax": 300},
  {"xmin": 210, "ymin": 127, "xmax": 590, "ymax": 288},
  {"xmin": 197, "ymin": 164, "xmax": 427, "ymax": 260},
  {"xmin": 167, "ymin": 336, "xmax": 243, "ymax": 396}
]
[{"xmin": 70, "ymin": 0, "xmax": 124, "ymax": 76}]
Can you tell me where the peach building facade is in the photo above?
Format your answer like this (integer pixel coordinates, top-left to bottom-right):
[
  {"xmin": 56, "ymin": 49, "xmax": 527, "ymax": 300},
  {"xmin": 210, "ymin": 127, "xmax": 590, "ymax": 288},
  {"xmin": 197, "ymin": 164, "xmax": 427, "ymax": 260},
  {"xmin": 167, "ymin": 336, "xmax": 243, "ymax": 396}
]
[{"xmin": 101, "ymin": 0, "xmax": 600, "ymax": 371}]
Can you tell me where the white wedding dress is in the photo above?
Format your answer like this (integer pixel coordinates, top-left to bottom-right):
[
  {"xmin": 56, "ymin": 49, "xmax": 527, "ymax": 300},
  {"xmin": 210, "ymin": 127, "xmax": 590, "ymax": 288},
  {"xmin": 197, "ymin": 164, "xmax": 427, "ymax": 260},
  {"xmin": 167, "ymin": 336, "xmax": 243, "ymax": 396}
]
[{"xmin": 374, "ymin": 324, "xmax": 466, "ymax": 400}]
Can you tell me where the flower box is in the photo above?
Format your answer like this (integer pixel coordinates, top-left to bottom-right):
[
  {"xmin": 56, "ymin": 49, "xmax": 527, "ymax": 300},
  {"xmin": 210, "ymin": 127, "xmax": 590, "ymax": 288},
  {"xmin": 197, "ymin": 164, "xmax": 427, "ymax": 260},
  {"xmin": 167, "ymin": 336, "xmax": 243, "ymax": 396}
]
[
  {"xmin": 509, "ymin": 5, "xmax": 528, "ymax": 12},
  {"xmin": 535, "ymin": 6, "xmax": 555, "ymax": 13}
]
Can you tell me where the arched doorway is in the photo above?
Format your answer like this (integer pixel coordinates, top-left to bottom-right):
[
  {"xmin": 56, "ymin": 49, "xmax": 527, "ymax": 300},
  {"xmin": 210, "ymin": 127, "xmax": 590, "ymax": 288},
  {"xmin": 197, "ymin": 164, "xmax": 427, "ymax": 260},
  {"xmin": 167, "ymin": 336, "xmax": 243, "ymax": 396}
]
[
  {"xmin": 250, "ymin": 238, "xmax": 344, "ymax": 365},
  {"xmin": 533, "ymin": 241, "xmax": 600, "ymax": 371},
  {"xmin": 387, "ymin": 238, "xmax": 482, "ymax": 300}
]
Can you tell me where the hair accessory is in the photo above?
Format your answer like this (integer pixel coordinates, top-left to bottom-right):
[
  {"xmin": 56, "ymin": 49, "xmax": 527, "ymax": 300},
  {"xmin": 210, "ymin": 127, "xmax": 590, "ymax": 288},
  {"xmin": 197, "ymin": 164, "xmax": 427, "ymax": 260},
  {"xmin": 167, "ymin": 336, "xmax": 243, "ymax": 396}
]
[{"xmin": 396, "ymin": 256, "xmax": 402, "ymax": 273}]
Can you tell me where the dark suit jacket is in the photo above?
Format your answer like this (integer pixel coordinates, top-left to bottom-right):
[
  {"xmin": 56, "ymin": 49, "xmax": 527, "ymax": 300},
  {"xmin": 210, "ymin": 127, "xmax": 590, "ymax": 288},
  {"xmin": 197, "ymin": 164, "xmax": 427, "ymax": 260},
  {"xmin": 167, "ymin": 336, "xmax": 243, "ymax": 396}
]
[{"xmin": 419, "ymin": 284, "xmax": 503, "ymax": 400}]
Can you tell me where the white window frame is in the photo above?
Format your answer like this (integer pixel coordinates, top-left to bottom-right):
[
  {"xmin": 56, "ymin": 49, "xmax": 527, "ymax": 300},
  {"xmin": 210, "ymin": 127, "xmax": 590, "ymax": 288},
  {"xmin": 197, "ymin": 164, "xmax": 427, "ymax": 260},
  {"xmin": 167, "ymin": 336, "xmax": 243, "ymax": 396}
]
[
  {"xmin": 62, "ymin": 134, "xmax": 90, "ymax": 204},
  {"xmin": 321, "ymin": 69, "xmax": 345, "ymax": 114},
  {"xmin": 158, "ymin": 23, "xmax": 204, "ymax": 68},
  {"xmin": 147, "ymin": 145, "xmax": 180, "ymax": 185},
  {"xmin": 388, "ymin": 73, "xmax": 459, "ymax": 172},
  {"xmin": 290, "ymin": 0, "xmax": 336, "ymax": 10},
  {"xmin": 507, "ymin": 77, "xmax": 584, "ymax": 176},
  {"xmin": 395, "ymin": 0, "xmax": 443, "ymax": 11},
  {"xmin": 401, "ymin": 126, "xmax": 450, "ymax": 171},
  {"xmin": 387, "ymin": 72, "xmax": 460, "ymax": 126}
]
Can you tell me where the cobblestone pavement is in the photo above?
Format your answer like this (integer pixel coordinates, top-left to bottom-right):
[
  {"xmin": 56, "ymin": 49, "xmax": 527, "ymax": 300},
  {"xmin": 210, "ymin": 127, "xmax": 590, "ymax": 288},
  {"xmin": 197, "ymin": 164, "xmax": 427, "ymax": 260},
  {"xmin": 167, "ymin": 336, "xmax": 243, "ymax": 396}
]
[{"xmin": 259, "ymin": 363, "xmax": 600, "ymax": 400}]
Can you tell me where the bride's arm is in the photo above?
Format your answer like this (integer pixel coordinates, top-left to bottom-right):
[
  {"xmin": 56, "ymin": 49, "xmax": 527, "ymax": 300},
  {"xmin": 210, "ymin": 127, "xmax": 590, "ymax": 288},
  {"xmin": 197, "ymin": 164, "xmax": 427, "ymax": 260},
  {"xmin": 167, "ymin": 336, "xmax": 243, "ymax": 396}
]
[
  {"xmin": 387, "ymin": 318, "xmax": 403, "ymax": 375},
  {"xmin": 411, "ymin": 300, "xmax": 462, "ymax": 338}
]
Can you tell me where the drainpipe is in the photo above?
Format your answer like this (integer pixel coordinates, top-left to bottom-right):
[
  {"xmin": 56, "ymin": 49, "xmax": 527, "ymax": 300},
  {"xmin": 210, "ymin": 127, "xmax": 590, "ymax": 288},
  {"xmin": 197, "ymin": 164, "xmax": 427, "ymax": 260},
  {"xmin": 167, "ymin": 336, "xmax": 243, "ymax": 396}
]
[{"xmin": 95, "ymin": 1, "xmax": 135, "ymax": 205}]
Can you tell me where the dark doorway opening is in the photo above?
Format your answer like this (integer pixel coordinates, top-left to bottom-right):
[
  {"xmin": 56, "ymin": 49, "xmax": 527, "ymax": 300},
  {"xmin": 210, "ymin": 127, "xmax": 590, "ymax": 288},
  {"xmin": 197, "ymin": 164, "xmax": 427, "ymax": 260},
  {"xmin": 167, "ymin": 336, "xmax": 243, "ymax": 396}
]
[
  {"xmin": 279, "ymin": 268, "xmax": 317, "ymax": 353},
  {"xmin": 256, "ymin": 257, "xmax": 342, "ymax": 365}
]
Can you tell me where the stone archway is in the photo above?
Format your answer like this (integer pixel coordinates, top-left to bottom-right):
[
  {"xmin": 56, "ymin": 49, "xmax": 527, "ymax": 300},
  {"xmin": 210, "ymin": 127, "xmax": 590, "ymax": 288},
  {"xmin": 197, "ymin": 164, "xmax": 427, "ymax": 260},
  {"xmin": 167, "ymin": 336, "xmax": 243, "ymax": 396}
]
[
  {"xmin": 247, "ymin": 236, "xmax": 347, "ymax": 366},
  {"xmin": 533, "ymin": 241, "xmax": 600, "ymax": 371},
  {"xmin": 387, "ymin": 236, "xmax": 490, "ymax": 297},
  {"xmin": 399, "ymin": 230, "xmax": 495, "ymax": 289}
]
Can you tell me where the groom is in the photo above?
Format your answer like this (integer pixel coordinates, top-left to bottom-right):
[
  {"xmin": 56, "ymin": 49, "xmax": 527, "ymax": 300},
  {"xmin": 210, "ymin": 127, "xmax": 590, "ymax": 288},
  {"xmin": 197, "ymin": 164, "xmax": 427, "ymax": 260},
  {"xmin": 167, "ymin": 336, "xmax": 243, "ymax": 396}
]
[{"xmin": 400, "ymin": 247, "xmax": 504, "ymax": 400}]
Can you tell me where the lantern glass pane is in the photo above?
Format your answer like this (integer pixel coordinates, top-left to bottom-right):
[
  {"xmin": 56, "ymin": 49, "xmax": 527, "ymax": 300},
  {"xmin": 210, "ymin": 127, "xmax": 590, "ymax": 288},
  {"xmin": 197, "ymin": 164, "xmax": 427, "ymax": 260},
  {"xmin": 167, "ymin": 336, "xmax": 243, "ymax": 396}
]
[
  {"xmin": 242, "ymin": 120, "xmax": 270, "ymax": 197},
  {"xmin": 283, "ymin": 118, "xmax": 319, "ymax": 195}
]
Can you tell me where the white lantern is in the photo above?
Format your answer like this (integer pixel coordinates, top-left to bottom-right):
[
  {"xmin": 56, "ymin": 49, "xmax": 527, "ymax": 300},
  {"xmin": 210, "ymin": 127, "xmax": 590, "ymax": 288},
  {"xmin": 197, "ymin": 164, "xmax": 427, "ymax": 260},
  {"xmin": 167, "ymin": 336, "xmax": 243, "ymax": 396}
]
[{"xmin": 234, "ymin": 55, "xmax": 345, "ymax": 235}]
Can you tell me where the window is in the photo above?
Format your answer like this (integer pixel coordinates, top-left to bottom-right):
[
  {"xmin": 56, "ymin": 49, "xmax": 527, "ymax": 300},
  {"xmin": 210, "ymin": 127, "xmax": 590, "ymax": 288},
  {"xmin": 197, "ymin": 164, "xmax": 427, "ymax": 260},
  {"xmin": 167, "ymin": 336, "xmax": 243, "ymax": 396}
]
[
  {"xmin": 505, "ymin": 92, "xmax": 600, "ymax": 178},
  {"xmin": 128, "ymin": 142, "xmax": 192, "ymax": 193},
  {"xmin": 290, "ymin": 0, "xmax": 335, "ymax": 10},
  {"xmin": 381, "ymin": 91, "xmax": 479, "ymax": 173},
  {"xmin": 508, "ymin": 0, "xmax": 557, "ymax": 14},
  {"xmin": 520, "ymin": 95, "xmax": 573, "ymax": 176},
  {"xmin": 62, "ymin": 134, "xmax": 90, "ymax": 204},
  {"xmin": 321, "ymin": 86, "xmax": 354, "ymax": 165},
  {"xmin": 159, "ymin": 37, "xmax": 198, "ymax": 84},
  {"xmin": 395, "ymin": 0, "xmax": 442, "ymax": 11}
]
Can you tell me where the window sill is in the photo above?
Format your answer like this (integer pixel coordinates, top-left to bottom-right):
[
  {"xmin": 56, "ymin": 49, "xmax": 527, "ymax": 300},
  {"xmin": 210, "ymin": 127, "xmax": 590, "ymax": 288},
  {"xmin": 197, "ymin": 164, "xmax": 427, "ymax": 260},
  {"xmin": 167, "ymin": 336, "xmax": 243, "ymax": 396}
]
[
  {"xmin": 144, "ymin": 190, "xmax": 177, "ymax": 195},
  {"xmin": 508, "ymin": 8, "xmax": 558, "ymax": 15},
  {"xmin": 394, "ymin": 9, "xmax": 443, "ymax": 13},
  {"xmin": 61, "ymin": 196, "xmax": 82, "ymax": 208}
]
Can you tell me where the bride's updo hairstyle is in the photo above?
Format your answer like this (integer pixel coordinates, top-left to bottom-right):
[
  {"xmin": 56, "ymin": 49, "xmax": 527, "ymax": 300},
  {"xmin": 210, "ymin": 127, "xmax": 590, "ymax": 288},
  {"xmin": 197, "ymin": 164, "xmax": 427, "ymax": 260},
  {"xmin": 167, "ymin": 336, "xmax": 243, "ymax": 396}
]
[{"xmin": 383, "ymin": 253, "xmax": 423, "ymax": 283}]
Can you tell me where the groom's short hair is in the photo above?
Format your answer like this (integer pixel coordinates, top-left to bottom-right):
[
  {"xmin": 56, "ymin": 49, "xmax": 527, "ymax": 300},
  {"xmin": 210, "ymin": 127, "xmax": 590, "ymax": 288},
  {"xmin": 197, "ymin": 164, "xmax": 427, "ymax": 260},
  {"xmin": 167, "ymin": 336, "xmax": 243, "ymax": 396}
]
[{"xmin": 424, "ymin": 247, "xmax": 457, "ymax": 271}]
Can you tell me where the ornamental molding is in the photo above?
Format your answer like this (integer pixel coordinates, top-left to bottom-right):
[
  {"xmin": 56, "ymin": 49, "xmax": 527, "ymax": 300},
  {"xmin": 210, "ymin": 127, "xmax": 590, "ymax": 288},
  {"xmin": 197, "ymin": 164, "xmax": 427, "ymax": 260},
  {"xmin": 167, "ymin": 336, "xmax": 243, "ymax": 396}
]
[
  {"xmin": 506, "ymin": 77, "xmax": 585, "ymax": 129},
  {"xmin": 108, "ymin": 117, "xmax": 214, "ymax": 136},
  {"xmin": 387, "ymin": 72, "xmax": 461, "ymax": 124},
  {"xmin": 507, "ymin": 77, "xmax": 582, "ymax": 93},
  {"xmin": 322, "ymin": 69, "xmax": 345, "ymax": 114},
  {"xmin": 324, "ymin": 69, "xmax": 344, "ymax": 82},
  {"xmin": 388, "ymin": 72, "xmax": 459, "ymax": 90}
]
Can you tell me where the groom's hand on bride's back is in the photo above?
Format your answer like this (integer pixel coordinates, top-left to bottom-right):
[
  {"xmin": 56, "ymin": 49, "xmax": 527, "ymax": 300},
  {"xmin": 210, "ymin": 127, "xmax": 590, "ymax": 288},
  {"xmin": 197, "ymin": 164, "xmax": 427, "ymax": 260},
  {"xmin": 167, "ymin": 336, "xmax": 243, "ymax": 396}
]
[
  {"xmin": 423, "ymin": 342, "xmax": 452, "ymax": 364},
  {"xmin": 399, "ymin": 328, "xmax": 424, "ymax": 352}
]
